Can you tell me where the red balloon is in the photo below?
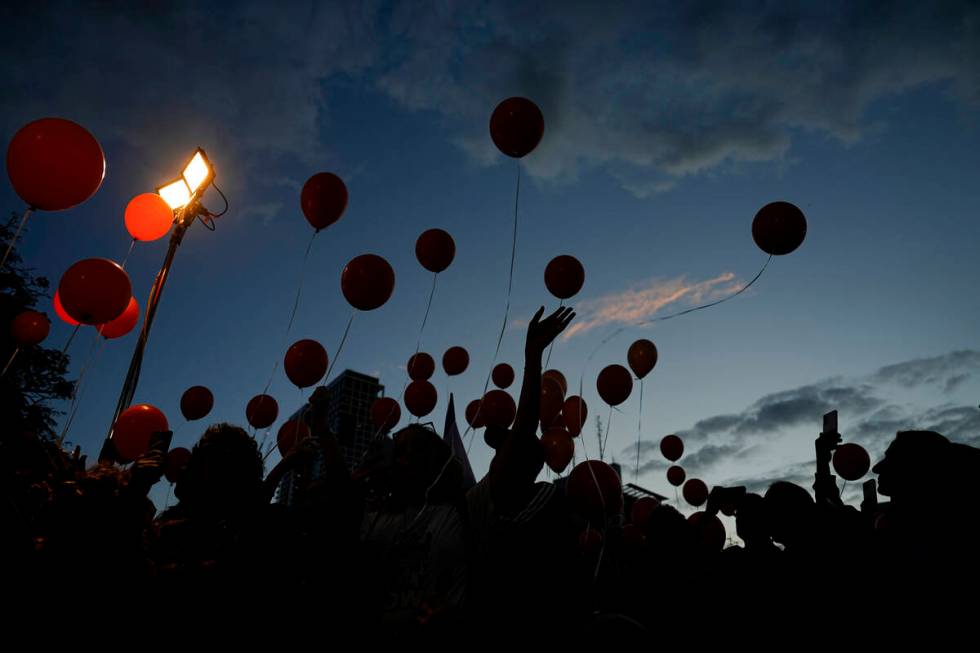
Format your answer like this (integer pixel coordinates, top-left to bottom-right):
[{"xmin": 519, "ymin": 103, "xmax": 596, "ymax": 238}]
[
  {"xmin": 6, "ymin": 118, "xmax": 105, "ymax": 211},
  {"xmin": 371, "ymin": 397, "xmax": 401, "ymax": 432},
  {"xmin": 562, "ymin": 395, "xmax": 588, "ymax": 437},
  {"xmin": 58, "ymin": 258, "xmax": 132, "ymax": 325},
  {"xmin": 596, "ymin": 364, "xmax": 633, "ymax": 406},
  {"xmin": 246, "ymin": 394, "xmax": 278, "ymax": 429},
  {"xmin": 340, "ymin": 254, "xmax": 395, "ymax": 311},
  {"xmin": 627, "ymin": 339, "xmax": 658, "ymax": 379},
  {"xmin": 630, "ymin": 496, "xmax": 660, "ymax": 527},
  {"xmin": 415, "ymin": 228, "xmax": 456, "ymax": 273},
  {"xmin": 180, "ymin": 386, "xmax": 214, "ymax": 421},
  {"xmin": 688, "ymin": 512, "xmax": 726, "ymax": 552},
  {"xmin": 465, "ymin": 399, "xmax": 487, "ymax": 429},
  {"xmin": 301, "ymin": 172, "xmax": 348, "ymax": 231},
  {"xmin": 124, "ymin": 193, "xmax": 173, "ymax": 242},
  {"xmin": 442, "ymin": 346, "xmax": 469, "ymax": 376},
  {"xmin": 752, "ymin": 201, "xmax": 807, "ymax": 256},
  {"xmin": 112, "ymin": 403, "xmax": 169, "ymax": 462},
  {"xmin": 683, "ymin": 478, "xmax": 709, "ymax": 507},
  {"xmin": 11, "ymin": 310, "xmax": 50, "ymax": 346},
  {"xmin": 481, "ymin": 389, "xmax": 516, "ymax": 428},
  {"xmin": 578, "ymin": 528, "xmax": 603, "ymax": 555},
  {"xmin": 540, "ymin": 376, "xmax": 565, "ymax": 427},
  {"xmin": 660, "ymin": 435, "xmax": 684, "ymax": 462},
  {"xmin": 541, "ymin": 427, "xmax": 574, "ymax": 474},
  {"xmin": 544, "ymin": 255, "xmax": 585, "ymax": 300},
  {"xmin": 833, "ymin": 443, "xmax": 871, "ymax": 481},
  {"xmin": 404, "ymin": 380, "xmax": 438, "ymax": 417},
  {"xmin": 163, "ymin": 447, "xmax": 191, "ymax": 484},
  {"xmin": 543, "ymin": 369, "xmax": 568, "ymax": 397},
  {"xmin": 489, "ymin": 97, "xmax": 545, "ymax": 158},
  {"xmin": 568, "ymin": 460, "xmax": 623, "ymax": 522},
  {"xmin": 53, "ymin": 291, "xmax": 79, "ymax": 327},
  {"xmin": 491, "ymin": 363, "xmax": 514, "ymax": 389},
  {"xmin": 277, "ymin": 419, "xmax": 311, "ymax": 456},
  {"xmin": 284, "ymin": 339, "xmax": 328, "ymax": 388},
  {"xmin": 666, "ymin": 465, "xmax": 686, "ymax": 487},
  {"xmin": 99, "ymin": 296, "xmax": 139, "ymax": 339},
  {"xmin": 407, "ymin": 352, "xmax": 435, "ymax": 381}
]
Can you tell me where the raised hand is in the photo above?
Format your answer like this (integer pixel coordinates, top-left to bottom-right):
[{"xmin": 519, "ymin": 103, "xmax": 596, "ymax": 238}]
[{"xmin": 525, "ymin": 306, "xmax": 575, "ymax": 359}]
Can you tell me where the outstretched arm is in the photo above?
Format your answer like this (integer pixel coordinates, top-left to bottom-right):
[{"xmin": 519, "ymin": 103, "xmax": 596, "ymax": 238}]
[{"xmin": 513, "ymin": 306, "xmax": 575, "ymax": 436}]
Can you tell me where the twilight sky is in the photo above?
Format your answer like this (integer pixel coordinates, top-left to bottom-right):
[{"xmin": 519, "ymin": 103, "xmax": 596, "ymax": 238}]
[{"xmin": 3, "ymin": 1, "xmax": 979, "ymax": 511}]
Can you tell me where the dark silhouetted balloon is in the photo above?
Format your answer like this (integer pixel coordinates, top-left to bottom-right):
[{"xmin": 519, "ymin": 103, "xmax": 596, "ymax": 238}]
[
  {"xmin": 543, "ymin": 369, "xmax": 567, "ymax": 396},
  {"xmin": 407, "ymin": 352, "xmax": 435, "ymax": 381},
  {"xmin": 405, "ymin": 380, "xmax": 438, "ymax": 417},
  {"xmin": 666, "ymin": 465, "xmax": 686, "ymax": 487},
  {"xmin": 53, "ymin": 291, "xmax": 79, "ymax": 327},
  {"xmin": 284, "ymin": 339, "xmax": 328, "ymax": 388},
  {"xmin": 371, "ymin": 397, "xmax": 401, "ymax": 432},
  {"xmin": 568, "ymin": 460, "xmax": 623, "ymax": 522},
  {"xmin": 442, "ymin": 346, "xmax": 469, "ymax": 376},
  {"xmin": 164, "ymin": 447, "xmax": 191, "ymax": 484},
  {"xmin": 544, "ymin": 255, "xmax": 585, "ymax": 300},
  {"xmin": 481, "ymin": 389, "xmax": 516, "ymax": 428},
  {"xmin": 465, "ymin": 399, "xmax": 487, "ymax": 429},
  {"xmin": 660, "ymin": 434, "xmax": 684, "ymax": 462},
  {"xmin": 180, "ymin": 386, "xmax": 214, "ymax": 421},
  {"xmin": 688, "ymin": 511, "xmax": 726, "ymax": 552},
  {"xmin": 112, "ymin": 404, "xmax": 168, "ymax": 462},
  {"xmin": 596, "ymin": 364, "xmax": 633, "ymax": 406},
  {"xmin": 7, "ymin": 118, "xmax": 105, "ymax": 211},
  {"xmin": 301, "ymin": 172, "xmax": 348, "ymax": 231},
  {"xmin": 99, "ymin": 296, "xmax": 139, "ymax": 339},
  {"xmin": 277, "ymin": 419, "xmax": 311, "ymax": 456},
  {"xmin": 11, "ymin": 310, "xmax": 50, "ymax": 346},
  {"xmin": 541, "ymin": 427, "xmax": 574, "ymax": 474},
  {"xmin": 752, "ymin": 201, "xmax": 807, "ymax": 256},
  {"xmin": 540, "ymin": 376, "xmax": 565, "ymax": 427},
  {"xmin": 683, "ymin": 478, "xmax": 709, "ymax": 507},
  {"xmin": 489, "ymin": 97, "xmax": 544, "ymax": 158},
  {"xmin": 492, "ymin": 363, "xmax": 514, "ymax": 389},
  {"xmin": 833, "ymin": 443, "xmax": 871, "ymax": 481},
  {"xmin": 627, "ymin": 339, "xmax": 658, "ymax": 379},
  {"xmin": 341, "ymin": 254, "xmax": 395, "ymax": 311},
  {"xmin": 415, "ymin": 228, "xmax": 456, "ymax": 273},
  {"xmin": 246, "ymin": 394, "xmax": 278, "ymax": 429},
  {"xmin": 58, "ymin": 258, "xmax": 131, "ymax": 325},
  {"xmin": 630, "ymin": 497, "xmax": 660, "ymax": 527},
  {"xmin": 562, "ymin": 395, "xmax": 588, "ymax": 437}
]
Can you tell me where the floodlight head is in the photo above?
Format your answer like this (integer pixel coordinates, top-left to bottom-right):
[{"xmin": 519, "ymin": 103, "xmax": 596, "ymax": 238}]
[
  {"xmin": 157, "ymin": 178, "xmax": 191, "ymax": 210},
  {"xmin": 181, "ymin": 148, "xmax": 213, "ymax": 194}
]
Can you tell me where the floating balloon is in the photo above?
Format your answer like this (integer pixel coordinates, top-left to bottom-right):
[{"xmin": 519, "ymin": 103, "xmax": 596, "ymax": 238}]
[
  {"xmin": 544, "ymin": 255, "xmax": 585, "ymax": 300},
  {"xmin": 246, "ymin": 394, "xmax": 278, "ymax": 429},
  {"xmin": 683, "ymin": 478, "xmax": 709, "ymax": 507},
  {"xmin": 541, "ymin": 427, "xmax": 574, "ymax": 474},
  {"xmin": 341, "ymin": 254, "xmax": 395, "ymax": 311},
  {"xmin": 415, "ymin": 228, "xmax": 456, "ymax": 273},
  {"xmin": 301, "ymin": 172, "xmax": 348, "ymax": 231},
  {"xmin": 666, "ymin": 465, "xmax": 686, "ymax": 487},
  {"xmin": 540, "ymin": 376, "xmax": 565, "ymax": 427},
  {"xmin": 465, "ymin": 399, "xmax": 487, "ymax": 429},
  {"xmin": 596, "ymin": 364, "xmax": 633, "ymax": 406},
  {"xmin": 404, "ymin": 380, "xmax": 437, "ymax": 417},
  {"xmin": 124, "ymin": 193, "xmax": 173, "ymax": 242},
  {"xmin": 660, "ymin": 435, "xmax": 684, "ymax": 462},
  {"xmin": 112, "ymin": 403, "xmax": 168, "ymax": 462},
  {"xmin": 489, "ymin": 97, "xmax": 545, "ymax": 158},
  {"xmin": 284, "ymin": 339, "xmax": 328, "ymax": 388},
  {"xmin": 11, "ymin": 310, "xmax": 50, "ymax": 346},
  {"xmin": 627, "ymin": 339, "xmax": 658, "ymax": 379},
  {"xmin": 6, "ymin": 118, "xmax": 105, "ymax": 211},
  {"xmin": 688, "ymin": 511, "xmax": 726, "ymax": 552},
  {"xmin": 752, "ymin": 201, "xmax": 807, "ymax": 256},
  {"xmin": 482, "ymin": 389, "xmax": 516, "ymax": 428},
  {"xmin": 833, "ymin": 443, "xmax": 871, "ymax": 481},
  {"xmin": 407, "ymin": 352, "xmax": 435, "ymax": 381},
  {"xmin": 58, "ymin": 258, "xmax": 131, "ymax": 325},
  {"xmin": 163, "ymin": 447, "xmax": 191, "ymax": 484},
  {"xmin": 492, "ymin": 363, "xmax": 514, "ymax": 389},
  {"xmin": 568, "ymin": 460, "xmax": 623, "ymax": 522},
  {"xmin": 442, "ymin": 346, "xmax": 469, "ymax": 376},
  {"xmin": 53, "ymin": 291, "xmax": 79, "ymax": 327},
  {"xmin": 277, "ymin": 419, "xmax": 311, "ymax": 456},
  {"xmin": 562, "ymin": 395, "xmax": 588, "ymax": 437},
  {"xmin": 371, "ymin": 397, "xmax": 401, "ymax": 432},
  {"xmin": 543, "ymin": 369, "xmax": 568, "ymax": 397},
  {"xmin": 180, "ymin": 386, "xmax": 214, "ymax": 421},
  {"xmin": 630, "ymin": 497, "xmax": 660, "ymax": 527},
  {"xmin": 99, "ymin": 296, "xmax": 139, "ymax": 340}
]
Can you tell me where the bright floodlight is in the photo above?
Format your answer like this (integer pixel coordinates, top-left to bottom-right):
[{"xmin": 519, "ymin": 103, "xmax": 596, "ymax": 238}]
[
  {"xmin": 181, "ymin": 148, "xmax": 213, "ymax": 193},
  {"xmin": 157, "ymin": 178, "xmax": 192, "ymax": 210}
]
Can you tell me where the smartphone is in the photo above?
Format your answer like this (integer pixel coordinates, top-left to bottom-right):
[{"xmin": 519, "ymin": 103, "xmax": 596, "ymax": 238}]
[
  {"xmin": 823, "ymin": 410, "xmax": 838, "ymax": 435},
  {"xmin": 862, "ymin": 479, "xmax": 877, "ymax": 506},
  {"xmin": 148, "ymin": 430, "xmax": 173, "ymax": 457}
]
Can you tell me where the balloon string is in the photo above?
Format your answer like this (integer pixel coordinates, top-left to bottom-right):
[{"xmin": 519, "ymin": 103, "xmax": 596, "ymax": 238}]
[
  {"xmin": 601, "ymin": 404, "xmax": 613, "ymax": 461},
  {"xmin": 0, "ymin": 206, "xmax": 33, "ymax": 270},
  {"xmin": 62, "ymin": 324, "xmax": 81, "ymax": 355},
  {"xmin": 322, "ymin": 311, "xmax": 355, "ymax": 387},
  {"xmin": 1, "ymin": 348, "xmax": 19, "ymax": 377},
  {"xmin": 120, "ymin": 239, "xmax": 137, "ymax": 270},
  {"xmin": 635, "ymin": 379, "xmax": 643, "ymax": 480},
  {"xmin": 59, "ymin": 332, "xmax": 108, "ymax": 445},
  {"xmin": 586, "ymin": 255, "xmax": 773, "ymax": 362},
  {"xmin": 413, "ymin": 272, "xmax": 438, "ymax": 357},
  {"xmin": 463, "ymin": 161, "xmax": 522, "ymax": 451}
]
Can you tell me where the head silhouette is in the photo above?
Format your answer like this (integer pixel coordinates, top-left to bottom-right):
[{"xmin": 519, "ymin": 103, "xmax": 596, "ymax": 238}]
[
  {"xmin": 391, "ymin": 424, "xmax": 461, "ymax": 505},
  {"xmin": 736, "ymin": 493, "xmax": 772, "ymax": 548},
  {"xmin": 872, "ymin": 430, "xmax": 949, "ymax": 502},
  {"xmin": 764, "ymin": 482, "xmax": 814, "ymax": 549},
  {"xmin": 176, "ymin": 423, "xmax": 264, "ymax": 517}
]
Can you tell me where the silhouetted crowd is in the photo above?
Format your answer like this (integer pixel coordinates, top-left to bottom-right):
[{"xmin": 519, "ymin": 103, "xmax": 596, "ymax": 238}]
[{"xmin": 3, "ymin": 307, "xmax": 979, "ymax": 638}]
